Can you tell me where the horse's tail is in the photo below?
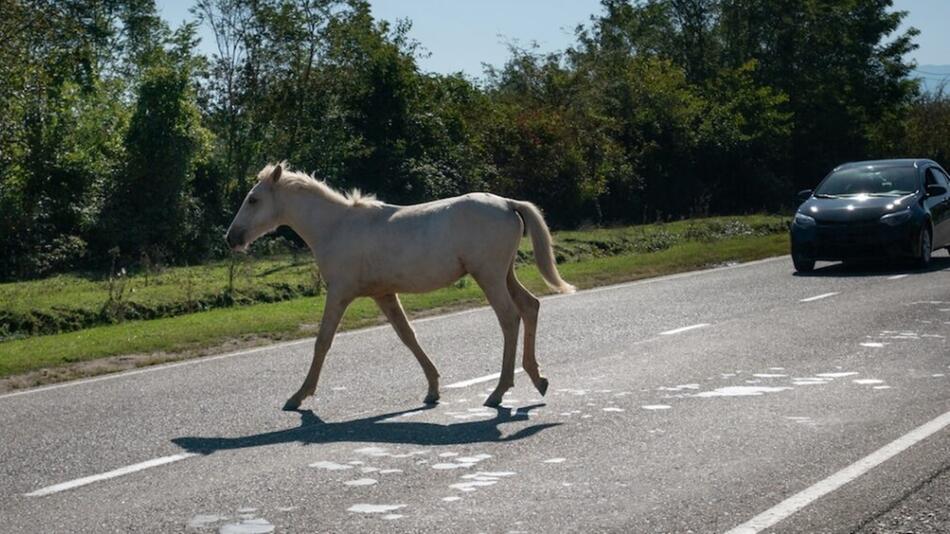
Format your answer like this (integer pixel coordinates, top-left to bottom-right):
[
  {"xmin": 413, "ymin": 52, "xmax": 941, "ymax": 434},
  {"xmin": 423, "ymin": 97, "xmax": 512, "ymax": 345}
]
[{"xmin": 509, "ymin": 200, "xmax": 576, "ymax": 294}]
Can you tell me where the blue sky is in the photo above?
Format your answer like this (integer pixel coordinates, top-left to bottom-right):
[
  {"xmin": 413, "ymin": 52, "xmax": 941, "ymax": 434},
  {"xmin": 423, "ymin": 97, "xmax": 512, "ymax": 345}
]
[{"xmin": 158, "ymin": 0, "xmax": 950, "ymax": 80}]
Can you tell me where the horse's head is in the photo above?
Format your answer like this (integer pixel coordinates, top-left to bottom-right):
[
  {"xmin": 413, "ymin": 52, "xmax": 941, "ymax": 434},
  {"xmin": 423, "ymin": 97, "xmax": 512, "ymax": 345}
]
[{"xmin": 225, "ymin": 163, "xmax": 284, "ymax": 252}]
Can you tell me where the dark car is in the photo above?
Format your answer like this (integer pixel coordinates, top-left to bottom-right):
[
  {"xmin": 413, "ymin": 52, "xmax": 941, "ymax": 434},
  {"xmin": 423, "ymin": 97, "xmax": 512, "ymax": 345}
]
[{"xmin": 790, "ymin": 159, "xmax": 950, "ymax": 272}]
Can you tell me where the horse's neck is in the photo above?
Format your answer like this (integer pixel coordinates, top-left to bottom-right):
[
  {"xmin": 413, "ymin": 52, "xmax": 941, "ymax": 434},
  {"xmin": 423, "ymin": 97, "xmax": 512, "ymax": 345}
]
[{"xmin": 280, "ymin": 189, "xmax": 348, "ymax": 253}]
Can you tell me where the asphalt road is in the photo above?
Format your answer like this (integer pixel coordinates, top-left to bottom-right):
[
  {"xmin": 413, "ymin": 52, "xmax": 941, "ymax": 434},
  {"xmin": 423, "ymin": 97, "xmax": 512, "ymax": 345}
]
[{"xmin": 2, "ymin": 254, "xmax": 949, "ymax": 534}]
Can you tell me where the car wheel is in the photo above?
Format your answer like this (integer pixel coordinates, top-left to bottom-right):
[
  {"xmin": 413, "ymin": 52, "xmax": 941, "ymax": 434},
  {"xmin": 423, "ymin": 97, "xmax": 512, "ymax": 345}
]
[
  {"xmin": 793, "ymin": 253, "xmax": 815, "ymax": 273},
  {"xmin": 916, "ymin": 226, "xmax": 932, "ymax": 268}
]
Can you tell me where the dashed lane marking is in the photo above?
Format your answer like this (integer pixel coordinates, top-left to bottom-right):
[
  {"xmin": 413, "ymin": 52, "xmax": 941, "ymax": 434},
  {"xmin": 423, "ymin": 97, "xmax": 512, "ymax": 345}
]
[
  {"xmin": 659, "ymin": 323, "xmax": 710, "ymax": 336},
  {"xmin": 444, "ymin": 370, "xmax": 523, "ymax": 389},
  {"xmin": 799, "ymin": 292, "xmax": 839, "ymax": 303},
  {"xmin": 25, "ymin": 453, "xmax": 197, "ymax": 497}
]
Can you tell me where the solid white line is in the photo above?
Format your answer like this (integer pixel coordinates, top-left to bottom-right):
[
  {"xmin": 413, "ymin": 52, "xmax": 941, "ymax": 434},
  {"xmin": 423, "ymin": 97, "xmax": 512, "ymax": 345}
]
[
  {"xmin": 723, "ymin": 409, "xmax": 950, "ymax": 534},
  {"xmin": 799, "ymin": 292, "xmax": 839, "ymax": 303},
  {"xmin": 0, "ymin": 256, "xmax": 788, "ymax": 401},
  {"xmin": 659, "ymin": 323, "xmax": 710, "ymax": 336},
  {"xmin": 444, "ymin": 369, "xmax": 523, "ymax": 389},
  {"xmin": 24, "ymin": 453, "xmax": 197, "ymax": 497},
  {"xmin": 545, "ymin": 256, "xmax": 787, "ymax": 301},
  {"xmin": 888, "ymin": 274, "xmax": 909, "ymax": 280}
]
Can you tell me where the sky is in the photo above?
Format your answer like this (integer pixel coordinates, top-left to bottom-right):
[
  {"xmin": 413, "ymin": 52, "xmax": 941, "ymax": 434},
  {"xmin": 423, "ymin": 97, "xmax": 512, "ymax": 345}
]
[{"xmin": 157, "ymin": 0, "xmax": 950, "ymax": 82}]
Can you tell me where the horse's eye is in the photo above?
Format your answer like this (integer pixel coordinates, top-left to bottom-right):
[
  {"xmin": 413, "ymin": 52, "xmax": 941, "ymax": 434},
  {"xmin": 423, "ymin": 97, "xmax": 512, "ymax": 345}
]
[{"xmin": 248, "ymin": 197, "xmax": 258, "ymax": 205}]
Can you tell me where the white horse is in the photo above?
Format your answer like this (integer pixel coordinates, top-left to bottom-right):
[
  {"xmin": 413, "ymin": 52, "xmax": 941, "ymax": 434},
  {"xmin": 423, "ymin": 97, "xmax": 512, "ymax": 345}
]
[{"xmin": 225, "ymin": 163, "xmax": 574, "ymax": 410}]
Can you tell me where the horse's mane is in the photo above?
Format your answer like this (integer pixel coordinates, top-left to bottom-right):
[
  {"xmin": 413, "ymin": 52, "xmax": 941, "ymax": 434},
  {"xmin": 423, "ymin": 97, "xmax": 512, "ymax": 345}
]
[{"xmin": 259, "ymin": 163, "xmax": 382, "ymax": 208}]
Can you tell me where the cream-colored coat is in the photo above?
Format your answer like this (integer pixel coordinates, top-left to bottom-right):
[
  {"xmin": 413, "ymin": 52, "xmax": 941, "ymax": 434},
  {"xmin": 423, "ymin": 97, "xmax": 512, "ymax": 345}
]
[{"xmin": 226, "ymin": 163, "xmax": 574, "ymax": 410}]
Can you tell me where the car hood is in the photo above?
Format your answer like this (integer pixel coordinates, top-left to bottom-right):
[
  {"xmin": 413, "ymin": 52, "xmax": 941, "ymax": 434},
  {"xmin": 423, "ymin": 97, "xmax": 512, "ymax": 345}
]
[{"xmin": 800, "ymin": 194, "xmax": 917, "ymax": 223}]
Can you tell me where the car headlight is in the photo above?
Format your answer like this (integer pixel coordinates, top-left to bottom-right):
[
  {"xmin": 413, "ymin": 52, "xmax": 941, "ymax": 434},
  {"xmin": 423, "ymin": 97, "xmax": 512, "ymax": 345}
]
[
  {"xmin": 794, "ymin": 212, "xmax": 816, "ymax": 228},
  {"xmin": 880, "ymin": 209, "xmax": 912, "ymax": 226}
]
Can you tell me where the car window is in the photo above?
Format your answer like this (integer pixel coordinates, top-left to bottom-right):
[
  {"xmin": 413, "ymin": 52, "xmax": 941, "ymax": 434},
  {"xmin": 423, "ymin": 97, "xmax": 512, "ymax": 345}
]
[
  {"xmin": 925, "ymin": 168, "xmax": 940, "ymax": 187},
  {"xmin": 932, "ymin": 167, "xmax": 950, "ymax": 188},
  {"xmin": 815, "ymin": 165, "xmax": 918, "ymax": 196}
]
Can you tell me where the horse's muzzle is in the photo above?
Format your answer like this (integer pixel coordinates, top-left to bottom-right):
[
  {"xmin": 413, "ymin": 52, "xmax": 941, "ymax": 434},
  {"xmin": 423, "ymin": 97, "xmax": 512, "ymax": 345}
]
[{"xmin": 225, "ymin": 229, "xmax": 246, "ymax": 251}]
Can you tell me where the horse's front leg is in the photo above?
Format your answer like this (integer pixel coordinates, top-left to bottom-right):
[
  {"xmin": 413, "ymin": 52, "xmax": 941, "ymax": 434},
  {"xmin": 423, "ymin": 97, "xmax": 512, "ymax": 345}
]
[
  {"xmin": 283, "ymin": 291, "xmax": 352, "ymax": 411},
  {"xmin": 374, "ymin": 294, "xmax": 441, "ymax": 404}
]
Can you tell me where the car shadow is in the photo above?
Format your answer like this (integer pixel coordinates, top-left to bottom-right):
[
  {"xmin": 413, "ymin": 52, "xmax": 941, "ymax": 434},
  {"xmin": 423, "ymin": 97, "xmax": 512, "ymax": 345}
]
[
  {"xmin": 793, "ymin": 254, "xmax": 950, "ymax": 278},
  {"xmin": 171, "ymin": 404, "xmax": 559, "ymax": 455}
]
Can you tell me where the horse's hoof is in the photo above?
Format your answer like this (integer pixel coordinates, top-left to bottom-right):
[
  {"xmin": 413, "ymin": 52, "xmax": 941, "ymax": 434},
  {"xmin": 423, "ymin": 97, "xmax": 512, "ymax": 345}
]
[
  {"xmin": 483, "ymin": 396, "xmax": 502, "ymax": 408},
  {"xmin": 424, "ymin": 393, "xmax": 440, "ymax": 405},
  {"xmin": 535, "ymin": 377, "xmax": 549, "ymax": 396},
  {"xmin": 282, "ymin": 398, "xmax": 302, "ymax": 411}
]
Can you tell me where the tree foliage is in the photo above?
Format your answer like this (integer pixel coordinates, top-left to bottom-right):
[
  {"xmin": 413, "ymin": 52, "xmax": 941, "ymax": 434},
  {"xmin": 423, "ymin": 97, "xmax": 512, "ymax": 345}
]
[{"xmin": 0, "ymin": 0, "xmax": 933, "ymax": 280}]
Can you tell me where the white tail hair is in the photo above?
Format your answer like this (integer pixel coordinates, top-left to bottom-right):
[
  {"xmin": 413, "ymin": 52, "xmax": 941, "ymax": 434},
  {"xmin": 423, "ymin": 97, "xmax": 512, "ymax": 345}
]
[{"xmin": 510, "ymin": 200, "xmax": 575, "ymax": 294}]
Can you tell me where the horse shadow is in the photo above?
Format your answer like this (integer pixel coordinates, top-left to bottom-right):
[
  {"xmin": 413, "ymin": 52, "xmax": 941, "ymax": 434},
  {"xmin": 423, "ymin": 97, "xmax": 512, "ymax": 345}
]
[{"xmin": 172, "ymin": 404, "xmax": 559, "ymax": 455}]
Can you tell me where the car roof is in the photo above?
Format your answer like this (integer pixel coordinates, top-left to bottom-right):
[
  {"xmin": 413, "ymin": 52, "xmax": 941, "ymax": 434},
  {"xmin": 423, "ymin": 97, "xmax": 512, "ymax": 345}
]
[{"xmin": 833, "ymin": 158, "xmax": 938, "ymax": 171}]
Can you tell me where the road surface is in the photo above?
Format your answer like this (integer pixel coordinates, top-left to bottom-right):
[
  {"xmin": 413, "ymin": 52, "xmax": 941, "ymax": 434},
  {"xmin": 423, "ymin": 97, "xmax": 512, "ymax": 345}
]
[{"xmin": 1, "ymin": 255, "xmax": 948, "ymax": 533}]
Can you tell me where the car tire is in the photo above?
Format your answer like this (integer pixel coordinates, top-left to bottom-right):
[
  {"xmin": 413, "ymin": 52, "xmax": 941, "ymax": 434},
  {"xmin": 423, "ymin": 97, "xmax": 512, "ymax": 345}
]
[
  {"xmin": 792, "ymin": 254, "xmax": 815, "ymax": 273},
  {"xmin": 916, "ymin": 226, "xmax": 933, "ymax": 268}
]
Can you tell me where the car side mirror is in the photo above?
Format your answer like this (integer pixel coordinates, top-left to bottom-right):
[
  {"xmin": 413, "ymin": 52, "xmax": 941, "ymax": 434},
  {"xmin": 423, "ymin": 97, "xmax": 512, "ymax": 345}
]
[
  {"xmin": 797, "ymin": 189, "xmax": 813, "ymax": 201},
  {"xmin": 926, "ymin": 184, "xmax": 948, "ymax": 197}
]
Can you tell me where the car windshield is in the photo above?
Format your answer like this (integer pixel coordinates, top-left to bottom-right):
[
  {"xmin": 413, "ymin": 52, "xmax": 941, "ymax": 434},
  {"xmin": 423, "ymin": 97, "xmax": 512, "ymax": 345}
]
[{"xmin": 814, "ymin": 166, "xmax": 919, "ymax": 197}]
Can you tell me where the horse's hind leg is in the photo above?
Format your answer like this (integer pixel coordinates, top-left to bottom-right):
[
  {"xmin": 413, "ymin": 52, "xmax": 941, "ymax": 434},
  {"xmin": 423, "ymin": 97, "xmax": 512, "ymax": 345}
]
[
  {"xmin": 507, "ymin": 266, "xmax": 548, "ymax": 396},
  {"xmin": 472, "ymin": 270, "xmax": 521, "ymax": 407},
  {"xmin": 374, "ymin": 294, "xmax": 441, "ymax": 404}
]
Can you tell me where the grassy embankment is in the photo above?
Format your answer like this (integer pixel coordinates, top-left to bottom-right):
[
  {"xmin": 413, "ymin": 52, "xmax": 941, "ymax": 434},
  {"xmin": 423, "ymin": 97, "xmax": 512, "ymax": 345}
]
[{"xmin": 0, "ymin": 216, "xmax": 790, "ymax": 382}]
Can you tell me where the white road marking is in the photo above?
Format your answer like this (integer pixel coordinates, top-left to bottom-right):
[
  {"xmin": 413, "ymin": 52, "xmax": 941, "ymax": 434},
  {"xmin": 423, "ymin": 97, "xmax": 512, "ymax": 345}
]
[
  {"xmin": 444, "ymin": 369, "xmax": 523, "ymax": 389},
  {"xmin": 724, "ymin": 409, "xmax": 950, "ymax": 534},
  {"xmin": 888, "ymin": 274, "xmax": 909, "ymax": 280},
  {"xmin": 0, "ymin": 257, "xmax": 787, "ymax": 401},
  {"xmin": 799, "ymin": 292, "xmax": 839, "ymax": 303},
  {"xmin": 659, "ymin": 323, "xmax": 710, "ymax": 336},
  {"xmin": 25, "ymin": 453, "xmax": 197, "ymax": 497}
]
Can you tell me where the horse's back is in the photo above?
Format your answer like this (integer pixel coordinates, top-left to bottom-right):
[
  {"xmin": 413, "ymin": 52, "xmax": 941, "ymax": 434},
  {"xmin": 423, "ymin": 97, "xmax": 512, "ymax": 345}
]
[{"xmin": 345, "ymin": 193, "xmax": 522, "ymax": 294}]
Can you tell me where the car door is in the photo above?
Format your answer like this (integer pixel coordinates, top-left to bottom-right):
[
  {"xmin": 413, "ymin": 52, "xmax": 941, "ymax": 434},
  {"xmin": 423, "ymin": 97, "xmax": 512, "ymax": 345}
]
[{"xmin": 930, "ymin": 167, "xmax": 950, "ymax": 248}]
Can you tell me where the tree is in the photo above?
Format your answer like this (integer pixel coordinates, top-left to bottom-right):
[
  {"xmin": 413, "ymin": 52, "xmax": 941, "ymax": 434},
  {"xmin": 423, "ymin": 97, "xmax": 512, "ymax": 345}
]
[
  {"xmin": 0, "ymin": 0, "xmax": 156, "ymax": 278},
  {"xmin": 719, "ymin": 0, "xmax": 919, "ymax": 186},
  {"xmin": 96, "ymin": 61, "xmax": 212, "ymax": 261}
]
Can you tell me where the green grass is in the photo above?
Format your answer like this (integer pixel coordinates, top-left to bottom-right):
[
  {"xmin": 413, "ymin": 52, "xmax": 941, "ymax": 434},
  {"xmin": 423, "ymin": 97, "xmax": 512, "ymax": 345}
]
[
  {"xmin": 0, "ymin": 215, "xmax": 788, "ymax": 342},
  {"xmin": 0, "ymin": 254, "xmax": 320, "ymax": 339},
  {"xmin": 0, "ymin": 226, "xmax": 790, "ymax": 379}
]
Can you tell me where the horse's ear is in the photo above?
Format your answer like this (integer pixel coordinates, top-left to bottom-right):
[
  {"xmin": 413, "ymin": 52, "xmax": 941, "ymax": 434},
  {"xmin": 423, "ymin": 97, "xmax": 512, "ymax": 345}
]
[{"xmin": 270, "ymin": 164, "xmax": 283, "ymax": 183}]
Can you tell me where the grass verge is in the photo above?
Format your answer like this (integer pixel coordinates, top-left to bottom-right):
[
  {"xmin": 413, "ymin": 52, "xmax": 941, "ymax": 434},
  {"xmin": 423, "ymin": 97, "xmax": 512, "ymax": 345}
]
[
  {"xmin": 0, "ymin": 232, "xmax": 789, "ymax": 383},
  {"xmin": 0, "ymin": 215, "xmax": 786, "ymax": 340}
]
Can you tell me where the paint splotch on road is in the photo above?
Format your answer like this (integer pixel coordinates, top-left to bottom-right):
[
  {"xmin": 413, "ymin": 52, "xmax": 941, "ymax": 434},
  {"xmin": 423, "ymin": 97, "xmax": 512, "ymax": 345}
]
[
  {"xmin": 693, "ymin": 386, "xmax": 792, "ymax": 398},
  {"xmin": 816, "ymin": 372, "xmax": 860, "ymax": 378},
  {"xmin": 218, "ymin": 518, "xmax": 274, "ymax": 534},
  {"xmin": 188, "ymin": 514, "xmax": 229, "ymax": 529},
  {"xmin": 343, "ymin": 478, "xmax": 377, "ymax": 486},
  {"xmin": 310, "ymin": 461, "xmax": 353, "ymax": 471},
  {"xmin": 347, "ymin": 504, "xmax": 406, "ymax": 514}
]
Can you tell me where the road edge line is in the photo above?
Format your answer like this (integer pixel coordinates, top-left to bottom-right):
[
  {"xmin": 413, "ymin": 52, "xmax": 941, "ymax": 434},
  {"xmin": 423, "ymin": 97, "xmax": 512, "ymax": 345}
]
[{"xmin": 723, "ymin": 409, "xmax": 950, "ymax": 534}]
